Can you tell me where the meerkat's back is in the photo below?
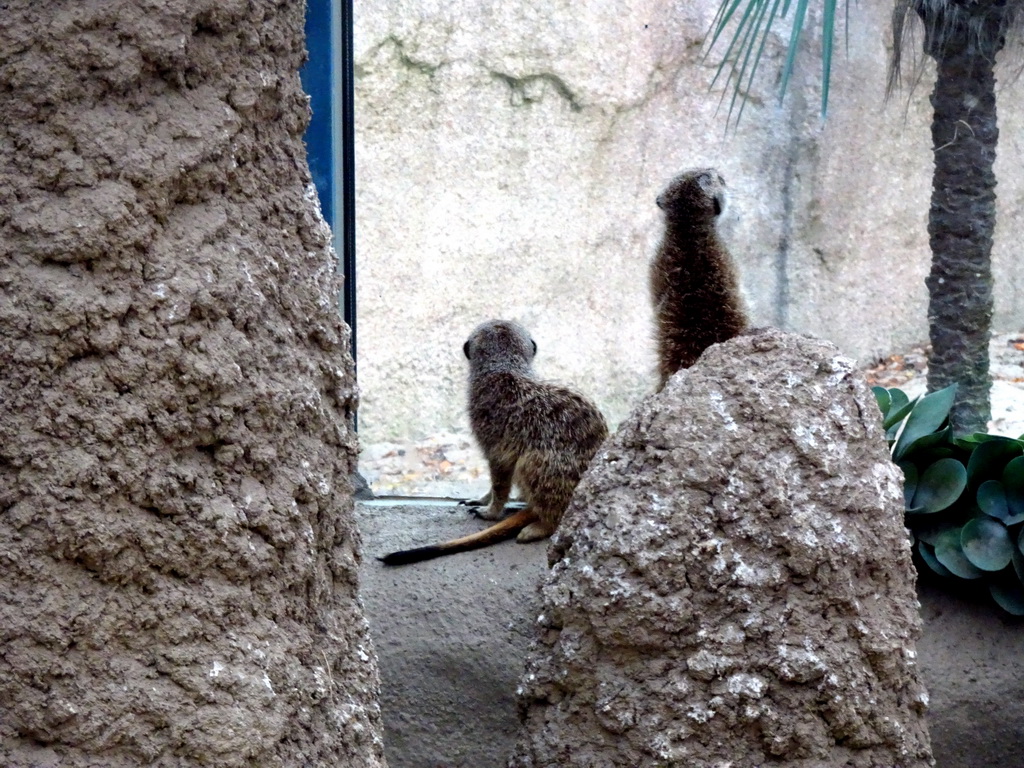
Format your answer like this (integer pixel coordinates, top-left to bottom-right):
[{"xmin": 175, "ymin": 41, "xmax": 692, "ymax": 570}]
[
  {"xmin": 650, "ymin": 168, "xmax": 748, "ymax": 389},
  {"xmin": 380, "ymin": 320, "xmax": 607, "ymax": 565}
]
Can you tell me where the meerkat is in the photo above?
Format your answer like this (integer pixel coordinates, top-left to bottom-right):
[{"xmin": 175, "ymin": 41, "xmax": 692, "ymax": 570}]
[
  {"xmin": 650, "ymin": 167, "xmax": 748, "ymax": 390},
  {"xmin": 380, "ymin": 320, "xmax": 608, "ymax": 566}
]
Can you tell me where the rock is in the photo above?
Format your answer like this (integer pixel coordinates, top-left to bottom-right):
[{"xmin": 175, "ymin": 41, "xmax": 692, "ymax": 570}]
[
  {"xmin": 510, "ymin": 328, "xmax": 933, "ymax": 767},
  {"xmin": 354, "ymin": 518, "xmax": 1019, "ymax": 768}
]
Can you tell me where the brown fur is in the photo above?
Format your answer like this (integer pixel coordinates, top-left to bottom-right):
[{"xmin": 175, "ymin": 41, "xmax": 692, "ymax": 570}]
[
  {"xmin": 650, "ymin": 168, "xmax": 748, "ymax": 389},
  {"xmin": 380, "ymin": 320, "xmax": 608, "ymax": 566}
]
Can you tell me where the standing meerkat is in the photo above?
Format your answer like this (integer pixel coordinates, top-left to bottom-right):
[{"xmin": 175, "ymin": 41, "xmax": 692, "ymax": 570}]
[
  {"xmin": 650, "ymin": 167, "xmax": 748, "ymax": 389},
  {"xmin": 380, "ymin": 320, "xmax": 608, "ymax": 566}
]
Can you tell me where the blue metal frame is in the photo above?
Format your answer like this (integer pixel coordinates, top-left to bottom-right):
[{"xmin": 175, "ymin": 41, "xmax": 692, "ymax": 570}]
[{"xmin": 301, "ymin": 0, "xmax": 356, "ymax": 366}]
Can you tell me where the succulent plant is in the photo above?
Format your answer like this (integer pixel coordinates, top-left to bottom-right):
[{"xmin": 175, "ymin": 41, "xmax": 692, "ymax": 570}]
[{"xmin": 874, "ymin": 384, "xmax": 1024, "ymax": 615}]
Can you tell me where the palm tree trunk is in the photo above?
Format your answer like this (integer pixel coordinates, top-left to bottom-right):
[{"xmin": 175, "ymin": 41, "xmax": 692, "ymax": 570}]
[{"xmin": 923, "ymin": 19, "xmax": 1002, "ymax": 434}]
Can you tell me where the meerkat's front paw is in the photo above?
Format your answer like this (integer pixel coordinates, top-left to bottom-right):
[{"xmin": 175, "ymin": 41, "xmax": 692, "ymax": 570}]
[{"xmin": 459, "ymin": 490, "xmax": 491, "ymax": 508}]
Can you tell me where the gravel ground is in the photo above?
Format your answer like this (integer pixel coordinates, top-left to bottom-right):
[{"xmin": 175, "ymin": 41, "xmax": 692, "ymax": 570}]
[{"xmin": 360, "ymin": 331, "xmax": 1024, "ymax": 498}]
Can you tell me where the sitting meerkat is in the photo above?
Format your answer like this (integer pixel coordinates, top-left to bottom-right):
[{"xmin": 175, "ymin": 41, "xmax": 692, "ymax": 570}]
[
  {"xmin": 380, "ymin": 320, "xmax": 608, "ymax": 566},
  {"xmin": 650, "ymin": 167, "xmax": 748, "ymax": 390}
]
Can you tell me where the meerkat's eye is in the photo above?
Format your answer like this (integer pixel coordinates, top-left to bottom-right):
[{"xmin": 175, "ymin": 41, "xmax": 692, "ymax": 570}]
[
  {"xmin": 531, "ymin": 339, "xmax": 538, "ymax": 356},
  {"xmin": 713, "ymin": 196, "xmax": 723, "ymax": 216},
  {"xmin": 463, "ymin": 340, "xmax": 471, "ymax": 359}
]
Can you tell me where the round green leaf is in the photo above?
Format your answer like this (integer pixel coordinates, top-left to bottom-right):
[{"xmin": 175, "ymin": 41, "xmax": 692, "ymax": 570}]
[
  {"xmin": 908, "ymin": 457, "xmax": 967, "ymax": 514},
  {"xmin": 977, "ymin": 480, "xmax": 1011, "ymax": 521},
  {"xmin": 1003, "ymin": 455, "xmax": 1024, "ymax": 519},
  {"xmin": 917, "ymin": 540, "xmax": 954, "ymax": 578},
  {"xmin": 989, "ymin": 581, "xmax": 1024, "ymax": 617},
  {"xmin": 966, "ymin": 437, "xmax": 1024, "ymax": 486},
  {"xmin": 961, "ymin": 517, "xmax": 1014, "ymax": 572},
  {"xmin": 955, "ymin": 433, "xmax": 995, "ymax": 449},
  {"xmin": 934, "ymin": 528, "xmax": 985, "ymax": 579},
  {"xmin": 1013, "ymin": 548, "xmax": 1024, "ymax": 585},
  {"xmin": 915, "ymin": 522, "xmax": 956, "ymax": 547}
]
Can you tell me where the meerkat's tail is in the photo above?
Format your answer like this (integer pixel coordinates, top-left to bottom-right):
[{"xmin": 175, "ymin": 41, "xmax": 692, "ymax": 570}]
[{"xmin": 378, "ymin": 509, "xmax": 536, "ymax": 566}]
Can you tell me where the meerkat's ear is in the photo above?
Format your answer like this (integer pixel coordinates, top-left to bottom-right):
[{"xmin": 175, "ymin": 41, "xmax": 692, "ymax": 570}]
[{"xmin": 463, "ymin": 340, "xmax": 472, "ymax": 359}]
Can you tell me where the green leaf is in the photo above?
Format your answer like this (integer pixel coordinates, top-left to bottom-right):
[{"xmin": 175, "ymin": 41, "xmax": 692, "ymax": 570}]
[
  {"xmin": 898, "ymin": 426, "xmax": 954, "ymax": 465},
  {"xmin": 917, "ymin": 540, "xmax": 954, "ymax": 578},
  {"xmin": 977, "ymin": 478, "xmax": 1024, "ymax": 526},
  {"xmin": 888, "ymin": 387, "xmax": 910, "ymax": 412},
  {"xmin": 989, "ymin": 581, "xmax": 1024, "ymax": 616},
  {"xmin": 1003, "ymin": 456, "xmax": 1024, "ymax": 519},
  {"xmin": 915, "ymin": 522, "xmax": 956, "ymax": 546},
  {"xmin": 779, "ymin": 0, "xmax": 812, "ymax": 116},
  {"xmin": 1012, "ymin": 547, "xmax": 1024, "ymax": 585},
  {"xmin": 961, "ymin": 517, "xmax": 1014, "ymax": 572},
  {"xmin": 934, "ymin": 527, "xmax": 985, "ymax": 579},
  {"xmin": 977, "ymin": 480, "xmax": 1012, "ymax": 522},
  {"xmin": 898, "ymin": 460, "xmax": 918, "ymax": 510},
  {"xmin": 883, "ymin": 390, "xmax": 915, "ymax": 431},
  {"xmin": 872, "ymin": 386, "xmax": 892, "ymax": 417},
  {"xmin": 956, "ymin": 432, "xmax": 1015, "ymax": 449},
  {"xmin": 705, "ymin": 0, "xmax": 782, "ymax": 128},
  {"xmin": 704, "ymin": 0, "xmax": 845, "ymax": 127},
  {"xmin": 892, "ymin": 385, "xmax": 957, "ymax": 461},
  {"xmin": 907, "ymin": 457, "xmax": 966, "ymax": 514},
  {"xmin": 820, "ymin": 0, "xmax": 836, "ymax": 116},
  {"xmin": 966, "ymin": 436, "xmax": 1023, "ymax": 485}
]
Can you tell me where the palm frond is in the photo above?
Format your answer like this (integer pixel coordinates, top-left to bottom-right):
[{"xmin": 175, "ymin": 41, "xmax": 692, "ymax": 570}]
[{"xmin": 704, "ymin": 0, "xmax": 843, "ymax": 128}]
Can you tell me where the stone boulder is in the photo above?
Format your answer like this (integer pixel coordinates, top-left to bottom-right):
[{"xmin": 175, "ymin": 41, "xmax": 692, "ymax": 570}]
[{"xmin": 510, "ymin": 328, "xmax": 933, "ymax": 767}]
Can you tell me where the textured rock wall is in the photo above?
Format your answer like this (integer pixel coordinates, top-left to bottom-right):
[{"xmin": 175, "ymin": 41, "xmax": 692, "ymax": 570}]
[
  {"xmin": 354, "ymin": 0, "xmax": 1024, "ymax": 444},
  {"xmin": 510, "ymin": 329, "xmax": 933, "ymax": 767},
  {"xmin": 0, "ymin": 2, "xmax": 384, "ymax": 766}
]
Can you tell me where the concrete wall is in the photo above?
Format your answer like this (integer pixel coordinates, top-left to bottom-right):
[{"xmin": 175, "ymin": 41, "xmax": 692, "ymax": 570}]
[{"xmin": 354, "ymin": 0, "xmax": 1024, "ymax": 444}]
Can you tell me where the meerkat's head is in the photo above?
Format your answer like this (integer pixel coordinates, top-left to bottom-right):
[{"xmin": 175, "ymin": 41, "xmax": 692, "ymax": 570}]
[
  {"xmin": 656, "ymin": 168, "xmax": 727, "ymax": 223},
  {"xmin": 463, "ymin": 319, "xmax": 537, "ymax": 372}
]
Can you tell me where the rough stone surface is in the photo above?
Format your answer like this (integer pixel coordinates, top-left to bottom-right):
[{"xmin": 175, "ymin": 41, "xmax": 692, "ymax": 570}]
[
  {"xmin": 356, "ymin": 501, "xmax": 1024, "ymax": 768},
  {"xmin": 0, "ymin": 2, "xmax": 384, "ymax": 766},
  {"xmin": 354, "ymin": 0, "xmax": 1024, "ymax": 444},
  {"xmin": 510, "ymin": 329, "xmax": 933, "ymax": 767}
]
